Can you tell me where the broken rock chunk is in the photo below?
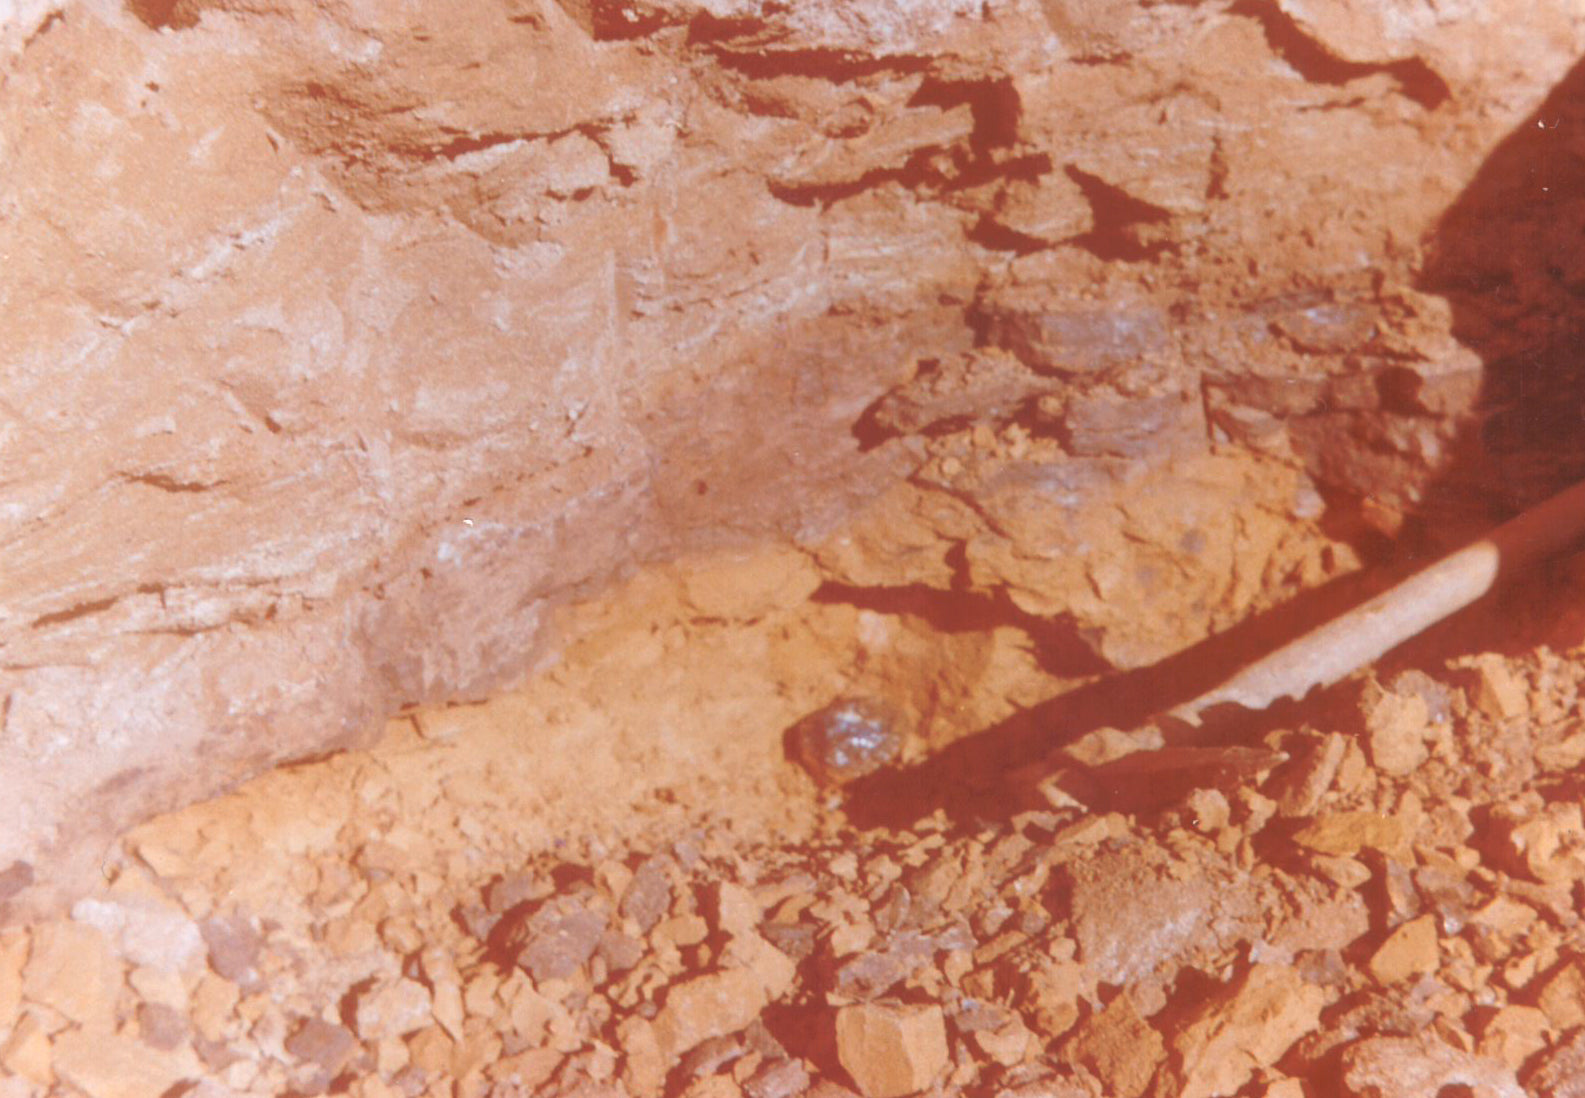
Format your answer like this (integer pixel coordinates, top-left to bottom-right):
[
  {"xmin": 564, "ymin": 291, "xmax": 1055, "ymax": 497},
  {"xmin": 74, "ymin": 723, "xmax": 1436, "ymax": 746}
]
[
  {"xmin": 1291, "ymin": 812, "xmax": 1409, "ymax": 861},
  {"xmin": 1486, "ymin": 803, "xmax": 1585, "ymax": 883},
  {"xmin": 654, "ymin": 968, "xmax": 768, "ymax": 1059},
  {"xmin": 1062, "ymin": 993, "xmax": 1164, "ymax": 1098},
  {"xmin": 199, "ymin": 914, "xmax": 264, "ymax": 988},
  {"xmin": 51, "ymin": 1029, "xmax": 196, "ymax": 1098},
  {"xmin": 617, "ymin": 1016, "xmax": 667, "ymax": 1098},
  {"xmin": 1536, "ymin": 958, "xmax": 1585, "ymax": 1031},
  {"xmin": 1060, "ymin": 838, "xmax": 1259, "ymax": 987},
  {"xmin": 835, "ymin": 1002, "xmax": 948, "ymax": 1098},
  {"xmin": 621, "ymin": 856, "xmax": 674, "ymax": 933},
  {"xmin": 1361, "ymin": 679, "xmax": 1432, "ymax": 777},
  {"xmin": 1476, "ymin": 1005, "xmax": 1551, "ymax": 1071},
  {"xmin": 1167, "ymin": 964, "xmax": 1324, "ymax": 1098},
  {"xmin": 1367, "ymin": 915, "xmax": 1440, "ymax": 985},
  {"xmin": 745, "ymin": 1057, "xmax": 811, "ymax": 1098},
  {"xmin": 1, "ymin": 1013, "xmax": 52, "ymax": 1086},
  {"xmin": 138, "ymin": 1001, "xmax": 192, "ymax": 1052},
  {"xmin": 23, "ymin": 920, "xmax": 121, "ymax": 1029},
  {"xmin": 506, "ymin": 895, "xmax": 609, "ymax": 982},
  {"xmin": 830, "ymin": 933, "xmax": 936, "ymax": 1002},
  {"xmin": 790, "ymin": 698, "xmax": 904, "ymax": 787},
  {"xmin": 354, "ymin": 977, "xmax": 434, "ymax": 1041},
  {"xmin": 1267, "ymin": 732, "xmax": 1347, "ymax": 817},
  {"xmin": 1339, "ymin": 1036, "xmax": 1523, "ymax": 1098},
  {"xmin": 1462, "ymin": 654, "xmax": 1528, "ymax": 721},
  {"xmin": 284, "ymin": 1018, "xmax": 360, "ymax": 1077},
  {"xmin": 71, "ymin": 895, "xmax": 205, "ymax": 974},
  {"xmin": 1528, "ymin": 1028, "xmax": 1585, "ymax": 1098}
]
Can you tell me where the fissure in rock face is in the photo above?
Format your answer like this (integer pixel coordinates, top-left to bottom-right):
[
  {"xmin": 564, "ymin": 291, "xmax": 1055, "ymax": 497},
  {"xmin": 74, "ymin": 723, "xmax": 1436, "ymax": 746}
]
[{"xmin": 3, "ymin": 0, "xmax": 1585, "ymax": 923}]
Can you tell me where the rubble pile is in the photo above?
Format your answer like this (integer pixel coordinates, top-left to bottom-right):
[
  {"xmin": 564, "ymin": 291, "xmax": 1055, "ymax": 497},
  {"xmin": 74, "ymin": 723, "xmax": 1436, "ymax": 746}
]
[{"xmin": 7, "ymin": 575, "xmax": 1585, "ymax": 1098}]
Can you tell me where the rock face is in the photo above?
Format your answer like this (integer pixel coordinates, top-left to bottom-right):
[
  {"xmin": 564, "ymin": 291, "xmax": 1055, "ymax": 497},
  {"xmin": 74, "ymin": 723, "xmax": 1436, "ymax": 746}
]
[{"xmin": 1, "ymin": 0, "xmax": 1583, "ymax": 915}]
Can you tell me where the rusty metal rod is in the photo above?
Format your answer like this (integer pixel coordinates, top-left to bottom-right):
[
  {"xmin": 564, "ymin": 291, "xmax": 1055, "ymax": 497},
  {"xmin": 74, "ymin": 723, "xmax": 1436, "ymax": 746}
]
[{"xmin": 1169, "ymin": 478, "xmax": 1585, "ymax": 726}]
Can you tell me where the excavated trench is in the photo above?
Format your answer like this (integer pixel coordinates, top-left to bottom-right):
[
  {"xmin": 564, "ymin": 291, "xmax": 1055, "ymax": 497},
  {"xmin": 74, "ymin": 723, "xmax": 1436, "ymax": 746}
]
[{"xmin": 8, "ymin": 2, "xmax": 1585, "ymax": 1097}]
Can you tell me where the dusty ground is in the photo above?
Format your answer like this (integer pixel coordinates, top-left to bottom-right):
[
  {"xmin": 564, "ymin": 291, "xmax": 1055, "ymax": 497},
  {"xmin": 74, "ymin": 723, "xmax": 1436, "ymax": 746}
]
[{"xmin": 7, "ymin": 539, "xmax": 1585, "ymax": 1098}]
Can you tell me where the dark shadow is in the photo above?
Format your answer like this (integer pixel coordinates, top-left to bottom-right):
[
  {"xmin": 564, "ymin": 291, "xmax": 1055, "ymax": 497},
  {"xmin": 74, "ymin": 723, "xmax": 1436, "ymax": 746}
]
[
  {"xmin": 834, "ymin": 555, "xmax": 1402, "ymax": 830},
  {"xmin": 1065, "ymin": 165, "xmax": 1176, "ymax": 261},
  {"xmin": 1419, "ymin": 57, "xmax": 1585, "ymax": 518},
  {"xmin": 1228, "ymin": 0, "xmax": 1450, "ymax": 109}
]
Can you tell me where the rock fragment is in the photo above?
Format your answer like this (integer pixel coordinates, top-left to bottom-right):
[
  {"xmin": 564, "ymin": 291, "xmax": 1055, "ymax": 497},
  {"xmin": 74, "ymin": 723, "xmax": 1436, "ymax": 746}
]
[
  {"xmin": 138, "ymin": 1001, "xmax": 192, "ymax": 1052},
  {"xmin": 618, "ymin": 1016, "xmax": 668, "ymax": 1097},
  {"xmin": 745, "ymin": 1057, "xmax": 811, "ymax": 1098},
  {"xmin": 199, "ymin": 914, "xmax": 263, "ymax": 988},
  {"xmin": 1268, "ymin": 728, "xmax": 1344, "ymax": 811},
  {"xmin": 1062, "ymin": 993, "xmax": 1164, "ymax": 1098},
  {"xmin": 1367, "ymin": 915, "xmax": 1440, "ymax": 985},
  {"xmin": 0, "ymin": 929, "xmax": 25, "ymax": 1032},
  {"xmin": 680, "ymin": 1033, "xmax": 749, "ymax": 1079},
  {"xmin": 507, "ymin": 896, "xmax": 609, "ymax": 982},
  {"xmin": 284, "ymin": 1018, "xmax": 359, "ymax": 1077},
  {"xmin": 1361, "ymin": 680, "xmax": 1432, "ymax": 776},
  {"xmin": 51, "ymin": 1029, "xmax": 195, "ymax": 1098},
  {"xmin": 1339, "ymin": 1036, "xmax": 1523, "ymax": 1097},
  {"xmin": 1488, "ymin": 803, "xmax": 1585, "ymax": 883},
  {"xmin": 1168, "ymin": 964, "xmax": 1324, "ymax": 1098},
  {"xmin": 1184, "ymin": 788, "xmax": 1230, "ymax": 832},
  {"xmin": 1537, "ymin": 959, "xmax": 1585, "ymax": 1030},
  {"xmin": 0, "ymin": 1012, "xmax": 52, "ymax": 1086},
  {"xmin": 22, "ymin": 920, "xmax": 121, "ymax": 1029},
  {"xmin": 189, "ymin": 973, "xmax": 240, "ymax": 1044},
  {"xmin": 487, "ymin": 872, "xmax": 551, "ymax": 916},
  {"xmin": 1463, "ymin": 655, "xmax": 1528, "ymax": 721},
  {"xmin": 1528, "ymin": 1028, "xmax": 1585, "ymax": 1098},
  {"xmin": 622, "ymin": 857, "xmax": 674, "ymax": 932},
  {"xmin": 831, "ymin": 934, "xmax": 936, "ymax": 1001},
  {"xmin": 654, "ymin": 969, "xmax": 768, "ymax": 1059},
  {"xmin": 71, "ymin": 895, "xmax": 205, "ymax": 974},
  {"xmin": 1291, "ymin": 812, "xmax": 1409, "ymax": 860},
  {"xmin": 354, "ymin": 977, "xmax": 434, "ymax": 1040},
  {"xmin": 835, "ymin": 1002, "xmax": 948, "ymax": 1098},
  {"xmin": 1537, "ymin": 729, "xmax": 1585, "ymax": 772},
  {"xmin": 1061, "ymin": 839, "xmax": 1258, "ymax": 987},
  {"xmin": 1476, "ymin": 1005, "xmax": 1551, "ymax": 1070},
  {"xmin": 790, "ymin": 698, "xmax": 904, "ymax": 787}
]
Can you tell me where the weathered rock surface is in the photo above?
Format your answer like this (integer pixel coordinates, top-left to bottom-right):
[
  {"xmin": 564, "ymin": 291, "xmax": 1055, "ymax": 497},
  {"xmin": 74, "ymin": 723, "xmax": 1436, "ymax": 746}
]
[{"xmin": 2, "ymin": 0, "xmax": 1583, "ymax": 915}]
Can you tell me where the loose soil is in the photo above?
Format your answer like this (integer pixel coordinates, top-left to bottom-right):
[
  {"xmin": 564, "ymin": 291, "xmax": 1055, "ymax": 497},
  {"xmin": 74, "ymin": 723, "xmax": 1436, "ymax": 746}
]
[{"xmin": 7, "ymin": 541, "xmax": 1585, "ymax": 1098}]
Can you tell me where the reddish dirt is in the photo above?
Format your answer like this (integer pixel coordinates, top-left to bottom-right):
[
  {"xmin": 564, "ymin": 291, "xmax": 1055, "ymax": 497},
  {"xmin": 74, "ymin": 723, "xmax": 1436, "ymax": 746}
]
[
  {"xmin": 9, "ymin": 3, "xmax": 1585, "ymax": 1098},
  {"xmin": 5, "ymin": 547, "xmax": 1585, "ymax": 1097}
]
